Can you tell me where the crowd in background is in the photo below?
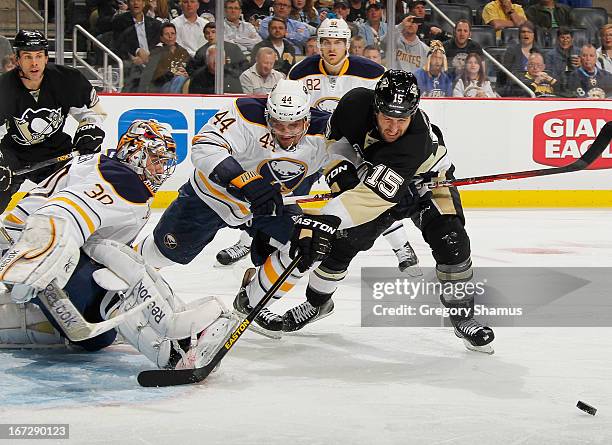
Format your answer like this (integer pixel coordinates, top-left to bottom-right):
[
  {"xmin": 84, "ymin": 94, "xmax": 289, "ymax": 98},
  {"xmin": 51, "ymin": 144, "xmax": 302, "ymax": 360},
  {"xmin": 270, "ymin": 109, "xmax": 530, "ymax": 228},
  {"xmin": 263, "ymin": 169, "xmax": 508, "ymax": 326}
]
[{"xmin": 1, "ymin": 0, "xmax": 611, "ymax": 97}]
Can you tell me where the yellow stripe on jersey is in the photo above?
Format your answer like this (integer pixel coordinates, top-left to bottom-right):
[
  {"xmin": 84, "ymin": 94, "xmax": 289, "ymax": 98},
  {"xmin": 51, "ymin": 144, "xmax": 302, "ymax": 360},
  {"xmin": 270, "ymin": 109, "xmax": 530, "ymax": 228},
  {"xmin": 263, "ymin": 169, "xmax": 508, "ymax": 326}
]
[
  {"xmin": 318, "ymin": 58, "xmax": 350, "ymax": 76},
  {"xmin": 49, "ymin": 196, "xmax": 96, "ymax": 235},
  {"xmin": 197, "ymin": 171, "xmax": 250, "ymax": 216},
  {"xmin": 4, "ymin": 213, "xmax": 24, "ymax": 225}
]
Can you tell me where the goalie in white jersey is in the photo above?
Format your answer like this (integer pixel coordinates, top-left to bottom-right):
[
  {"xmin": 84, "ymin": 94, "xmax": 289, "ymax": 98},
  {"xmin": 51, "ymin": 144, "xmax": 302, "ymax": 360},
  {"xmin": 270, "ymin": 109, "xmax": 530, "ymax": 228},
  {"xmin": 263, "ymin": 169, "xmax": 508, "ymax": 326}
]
[
  {"xmin": 139, "ymin": 80, "xmax": 343, "ymax": 333},
  {"xmin": 0, "ymin": 120, "xmax": 242, "ymax": 371}
]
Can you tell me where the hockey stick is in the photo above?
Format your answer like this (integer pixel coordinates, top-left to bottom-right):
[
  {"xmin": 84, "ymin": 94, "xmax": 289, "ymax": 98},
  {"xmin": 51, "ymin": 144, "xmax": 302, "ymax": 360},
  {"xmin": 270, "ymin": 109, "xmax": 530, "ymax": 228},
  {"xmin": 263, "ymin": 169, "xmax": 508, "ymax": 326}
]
[
  {"xmin": 36, "ymin": 280, "xmax": 152, "ymax": 342},
  {"xmin": 283, "ymin": 121, "xmax": 612, "ymax": 205},
  {"xmin": 13, "ymin": 151, "xmax": 79, "ymax": 177},
  {"xmin": 137, "ymin": 255, "xmax": 303, "ymax": 387}
]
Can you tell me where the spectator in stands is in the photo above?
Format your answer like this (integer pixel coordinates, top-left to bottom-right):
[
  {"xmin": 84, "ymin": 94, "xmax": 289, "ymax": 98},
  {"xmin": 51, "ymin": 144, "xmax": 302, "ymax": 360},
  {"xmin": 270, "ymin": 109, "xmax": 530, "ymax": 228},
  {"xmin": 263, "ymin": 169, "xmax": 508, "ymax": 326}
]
[
  {"xmin": 382, "ymin": 14, "xmax": 429, "ymax": 73},
  {"xmin": 2, "ymin": 54, "xmax": 16, "ymax": 73},
  {"xmin": 252, "ymin": 16, "xmax": 297, "ymax": 74},
  {"xmin": 189, "ymin": 45, "xmax": 244, "ymax": 92},
  {"xmin": 510, "ymin": 51, "xmax": 559, "ymax": 96},
  {"xmin": 146, "ymin": 0, "xmax": 181, "ymax": 20},
  {"xmin": 408, "ymin": 0, "xmax": 448, "ymax": 45},
  {"xmin": 0, "ymin": 35, "xmax": 13, "ymax": 66},
  {"xmin": 290, "ymin": 0, "xmax": 320, "ymax": 27},
  {"xmin": 114, "ymin": 0, "xmax": 162, "ymax": 66},
  {"xmin": 453, "ymin": 52, "xmax": 497, "ymax": 97},
  {"xmin": 565, "ymin": 44, "xmax": 612, "ymax": 98},
  {"xmin": 197, "ymin": 0, "xmax": 216, "ymax": 16},
  {"xmin": 112, "ymin": 0, "xmax": 162, "ymax": 58},
  {"xmin": 546, "ymin": 27, "xmax": 580, "ymax": 80},
  {"xmin": 150, "ymin": 23, "xmax": 192, "ymax": 92},
  {"xmin": 240, "ymin": 46, "xmax": 285, "ymax": 93},
  {"xmin": 305, "ymin": 36, "xmax": 319, "ymax": 56},
  {"xmin": 363, "ymin": 44, "xmax": 382, "ymax": 64},
  {"xmin": 526, "ymin": 0, "xmax": 571, "ymax": 47},
  {"xmin": 224, "ymin": 0, "xmax": 263, "ymax": 54},
  {"xmin": 188, "ymin": 23, "xmax": 250, "ymax": 79},
  {"xmin": 332, "ymin": 1, "xmax": 360, "ymax": 37},
  {"xmin": 414, "ymin": 40, "xmax": 453, "ymax": 97},
  {"xmin": 347, "ymin": 0, "xmax": 366, "ymax": 23},
  {"xmin": 358, "ymin": 2, "xmax": 387, "ymax": 47},
  {"xmin": 350, "ymin": 35, "xmax": 366, "ymax": 55},
  {"xmin": 503, "ymin": 21, "xmax": 540, "ymax": 75},
  {"xmin": 259, "ymin": 0, "xmax": 312, "ymax": 54},
  {"xmin": 482, "ymin": 0, "xmax": 527, "ymax": 40},
  {"xmin": 597, "ymin": 24, "xmax": 612, "ymax": 74},
  {"xmin": 172, "ymin": 0, "xmax": 209, "ymax": 56},
  {"xmin": 242, "ymin": 0, "xmax": 273, "ymax": 23},
  {"xmin": 444, "ymin": 19, "xmax": 483, "ymax": 81}
]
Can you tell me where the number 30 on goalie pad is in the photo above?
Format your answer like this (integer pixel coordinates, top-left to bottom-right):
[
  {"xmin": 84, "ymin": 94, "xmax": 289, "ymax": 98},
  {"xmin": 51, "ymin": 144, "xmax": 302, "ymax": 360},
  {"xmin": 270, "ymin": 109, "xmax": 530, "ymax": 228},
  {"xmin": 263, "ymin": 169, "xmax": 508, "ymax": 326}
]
[{"xmin": 0, "ymin": 215, "xmax": 80, "ymax": 290}]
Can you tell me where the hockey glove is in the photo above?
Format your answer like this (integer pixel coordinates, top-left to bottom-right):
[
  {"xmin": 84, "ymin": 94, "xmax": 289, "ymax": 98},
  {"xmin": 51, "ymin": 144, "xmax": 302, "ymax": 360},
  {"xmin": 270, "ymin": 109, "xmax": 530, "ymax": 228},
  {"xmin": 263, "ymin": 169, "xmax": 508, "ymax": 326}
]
[
  {"xmin": 324, "ymin": 160, "xmax": 359, "ymax": 197},
  {"xmin": 73, "ymin": 123, "xmax": 105, "ymax": 155},
  {"xmin": 230, "ymin": 171, "xmax": 283, "ymax": 216},
  {"xmin": 290, "ymin": 214, "xmax": 341, "ymax": 273},
  {"xmin": 0, "ymin": 153, "xmax": 12, "ymax": 192}
]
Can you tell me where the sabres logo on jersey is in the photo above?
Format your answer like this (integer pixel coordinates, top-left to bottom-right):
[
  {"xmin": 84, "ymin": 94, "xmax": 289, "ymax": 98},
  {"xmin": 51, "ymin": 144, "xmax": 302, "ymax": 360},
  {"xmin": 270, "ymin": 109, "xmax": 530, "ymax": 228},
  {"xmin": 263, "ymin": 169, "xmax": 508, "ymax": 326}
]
[
  {"xmin": 258, "ymin": 158, "xmax": 308, "ymax": 193},
  {"xmin": 314, "ymin": 97, "xmax": 340, "ymax": 114},
  {"xmin": 12, "ymin": 107, "xmax": 63, "ymax": 146}
]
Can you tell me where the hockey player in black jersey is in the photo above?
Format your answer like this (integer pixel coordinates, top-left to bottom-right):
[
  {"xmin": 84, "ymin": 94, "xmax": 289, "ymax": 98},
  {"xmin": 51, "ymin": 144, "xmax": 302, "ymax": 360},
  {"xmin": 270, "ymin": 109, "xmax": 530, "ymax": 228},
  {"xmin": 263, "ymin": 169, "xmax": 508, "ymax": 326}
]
[
  {"xmin": 0, "ymin": 30, "xmax": 107, "ymax": 213},
  {"xmin": 274, "ymin": 70, "xmax": 495, "ymax": 353}
]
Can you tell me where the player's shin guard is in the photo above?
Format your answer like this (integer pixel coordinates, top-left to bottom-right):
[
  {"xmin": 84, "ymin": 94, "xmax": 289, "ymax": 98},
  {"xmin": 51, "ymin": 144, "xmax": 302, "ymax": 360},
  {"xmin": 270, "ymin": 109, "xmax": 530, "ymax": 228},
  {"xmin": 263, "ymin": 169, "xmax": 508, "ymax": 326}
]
[
  {"xmin": 281, "ymin": 265, "xmax": 344, "ymax": 332},
  {"xmin": 438, "ymin": 258, "xmax": 494, "ymax": 354}
]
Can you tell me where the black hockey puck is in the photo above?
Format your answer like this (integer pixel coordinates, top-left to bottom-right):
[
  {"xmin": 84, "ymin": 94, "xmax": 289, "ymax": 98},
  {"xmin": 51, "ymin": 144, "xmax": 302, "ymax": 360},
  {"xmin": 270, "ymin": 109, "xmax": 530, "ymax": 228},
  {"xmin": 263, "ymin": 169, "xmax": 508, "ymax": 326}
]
[{"xmin": 576, "ymin": 401, "xmax": 597, "ymax": 416}]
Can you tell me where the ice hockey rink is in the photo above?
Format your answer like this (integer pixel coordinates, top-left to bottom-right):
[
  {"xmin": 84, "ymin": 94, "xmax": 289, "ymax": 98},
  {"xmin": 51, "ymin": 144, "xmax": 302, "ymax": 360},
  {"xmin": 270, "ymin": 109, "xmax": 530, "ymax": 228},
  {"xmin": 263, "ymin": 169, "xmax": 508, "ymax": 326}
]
[{"xmin": 1, "ymin": 208, "xmax": 611, "ymax": 445}]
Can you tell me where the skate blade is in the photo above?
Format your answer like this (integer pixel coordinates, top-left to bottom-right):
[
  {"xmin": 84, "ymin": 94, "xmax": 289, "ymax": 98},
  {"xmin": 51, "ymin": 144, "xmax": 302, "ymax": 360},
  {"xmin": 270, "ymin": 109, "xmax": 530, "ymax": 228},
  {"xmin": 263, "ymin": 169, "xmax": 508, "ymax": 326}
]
[
  {"xmin": 230, "ymin": 309, "xmax": 282, "ymax": 340},
  {"xmin": 462, "ymin": 338, "xmax": 495, "ymax": 355}
]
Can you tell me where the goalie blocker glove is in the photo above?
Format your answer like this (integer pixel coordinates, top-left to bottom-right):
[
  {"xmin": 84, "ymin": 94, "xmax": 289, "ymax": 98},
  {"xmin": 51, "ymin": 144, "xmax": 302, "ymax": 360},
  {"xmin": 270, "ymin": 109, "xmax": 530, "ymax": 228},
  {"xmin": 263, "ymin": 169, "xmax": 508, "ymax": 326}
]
[
  {"xmin": 73, "ymin": 123, "xmax": 105, "ymax": 155},
  {"xmin": 290, "ymin": 214, "xmax": 341, "ymax": 272},
  {"xmin": 229, "ymin": 171, "xmax": 283, "ymax": 216}
]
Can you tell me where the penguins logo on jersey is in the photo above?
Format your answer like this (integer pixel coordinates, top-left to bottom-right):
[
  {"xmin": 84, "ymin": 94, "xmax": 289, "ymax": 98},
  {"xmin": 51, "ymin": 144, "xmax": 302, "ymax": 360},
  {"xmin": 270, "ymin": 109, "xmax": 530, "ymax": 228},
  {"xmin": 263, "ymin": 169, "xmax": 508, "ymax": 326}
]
[
  {"xmin": 258, "ymin": 159, "xmax": 307, "ymax": 193},
  {"xmin": 12, "ymin": 107, "xmax": 63, "ymax": 146}
]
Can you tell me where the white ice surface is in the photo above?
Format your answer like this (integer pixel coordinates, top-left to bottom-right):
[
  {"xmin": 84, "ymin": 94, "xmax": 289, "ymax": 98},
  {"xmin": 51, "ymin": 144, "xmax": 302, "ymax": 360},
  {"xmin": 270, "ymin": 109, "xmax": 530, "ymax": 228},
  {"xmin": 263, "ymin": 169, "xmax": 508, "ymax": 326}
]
[{"xmin": 1, "ymin": 209, "xmax": 611, "ymax": 445}]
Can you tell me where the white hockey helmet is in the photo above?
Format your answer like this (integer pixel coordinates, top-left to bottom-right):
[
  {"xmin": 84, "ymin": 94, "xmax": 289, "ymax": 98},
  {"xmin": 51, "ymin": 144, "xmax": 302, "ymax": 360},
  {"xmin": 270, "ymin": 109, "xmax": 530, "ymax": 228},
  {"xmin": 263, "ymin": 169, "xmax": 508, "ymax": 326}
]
[
  {"xmin": 265, "ymin": 79, "xmax": 311, "ymax": 150},
  {"xmin": 317, "ymin": 18, "xmax": 351, "ymax": 53},
  {"xmin": 115, "ymin": 119, "xmax": 177, "ymax": 191}
]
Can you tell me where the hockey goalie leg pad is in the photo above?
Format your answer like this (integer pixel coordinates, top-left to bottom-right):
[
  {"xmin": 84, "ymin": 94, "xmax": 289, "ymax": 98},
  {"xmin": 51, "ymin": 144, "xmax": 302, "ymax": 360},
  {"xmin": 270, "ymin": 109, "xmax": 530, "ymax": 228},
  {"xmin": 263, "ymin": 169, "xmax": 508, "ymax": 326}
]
[
  {"xmin": 0, "ymin": 291, "xmax": 65, "ymax": 347},
  {"xmin": 0, "ymin": 215, "xmax": 80, "ymax": 290}
]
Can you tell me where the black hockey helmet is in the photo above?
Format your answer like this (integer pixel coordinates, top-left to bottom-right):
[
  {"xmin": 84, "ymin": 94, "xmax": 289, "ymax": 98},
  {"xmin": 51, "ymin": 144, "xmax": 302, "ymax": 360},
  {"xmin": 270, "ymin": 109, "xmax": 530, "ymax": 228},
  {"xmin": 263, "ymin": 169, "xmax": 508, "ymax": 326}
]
[
  {"xmin": 14, "ymin": 30, "xmax": 49, "ymax": 56},
  {"xmin": 374, "ymin": 70, "xmax": 421, "ymax": 118}
]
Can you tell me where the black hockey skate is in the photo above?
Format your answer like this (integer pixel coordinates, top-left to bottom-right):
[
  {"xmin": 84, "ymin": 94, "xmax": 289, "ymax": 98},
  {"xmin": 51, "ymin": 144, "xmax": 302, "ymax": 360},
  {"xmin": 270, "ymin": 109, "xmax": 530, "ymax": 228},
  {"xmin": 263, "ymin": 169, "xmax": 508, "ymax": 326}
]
[
  {"xmin": 282, "ymin": 299, "xmax": 334, "ymax": 332},
  {"xmin": 451, "ymin": 316, "xmax": 495, "ymax": 354},
  {"xmin": 393, "ymin": 242, "xmax": 422, "ymax": 276},
  {"xmin": 233, "ymin": 268, "xmax": 283, "ymax": 339},
  {"xmin": 216, "ymin": 240, "xmax": 250, "ymax": 266}
]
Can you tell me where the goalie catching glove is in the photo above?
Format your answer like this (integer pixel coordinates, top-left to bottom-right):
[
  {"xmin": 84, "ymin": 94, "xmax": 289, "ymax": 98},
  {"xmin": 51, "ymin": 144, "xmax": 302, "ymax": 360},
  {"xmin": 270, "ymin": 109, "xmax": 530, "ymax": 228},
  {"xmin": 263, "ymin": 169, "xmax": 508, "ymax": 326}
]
[
  {"xmin": 73, "ymin": 123, "xmax": 105, "ymax": 155},
  {"xmin": 290, "ymin": 214, "xmax": 341, "ymax": 272},
  {"xmin": 230, "ymin": 170, "xmax": 283, "ymax": 216}
]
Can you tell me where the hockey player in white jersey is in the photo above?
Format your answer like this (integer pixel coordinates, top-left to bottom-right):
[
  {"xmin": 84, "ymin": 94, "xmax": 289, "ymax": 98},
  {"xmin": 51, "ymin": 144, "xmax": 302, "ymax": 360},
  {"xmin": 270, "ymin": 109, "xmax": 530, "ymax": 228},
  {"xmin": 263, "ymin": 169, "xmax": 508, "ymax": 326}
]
[
  {"xmin": 217, "ymin": 18, "xmax": 420, "ymax": 274},
  {"xmin": 139, "ymin": 80, "xmax": 342, "ymax": 334},
  {"xmin": 0, "ymin": 120, "xmax": 239, "ymax": 371}
]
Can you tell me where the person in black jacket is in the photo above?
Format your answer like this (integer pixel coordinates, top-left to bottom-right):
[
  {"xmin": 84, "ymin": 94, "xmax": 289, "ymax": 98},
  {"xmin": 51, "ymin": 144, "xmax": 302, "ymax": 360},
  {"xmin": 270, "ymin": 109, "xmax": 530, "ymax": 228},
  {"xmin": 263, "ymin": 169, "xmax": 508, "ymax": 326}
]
[{"xmin": 0, "ymin": 31, "xmax": 106, "ymax": 213}]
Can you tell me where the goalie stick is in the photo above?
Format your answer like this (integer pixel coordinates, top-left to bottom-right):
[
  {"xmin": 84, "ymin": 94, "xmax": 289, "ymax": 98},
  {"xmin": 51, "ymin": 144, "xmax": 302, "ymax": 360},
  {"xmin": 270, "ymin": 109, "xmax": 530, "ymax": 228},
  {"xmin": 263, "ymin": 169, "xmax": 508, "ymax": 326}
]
[
  {"xmin": 137, "ymin": 255, "xmax": 302, "ymax": 387},
  {"xmin": 283, "ymin": 121, "xmax": 612, "ymax": 205}
]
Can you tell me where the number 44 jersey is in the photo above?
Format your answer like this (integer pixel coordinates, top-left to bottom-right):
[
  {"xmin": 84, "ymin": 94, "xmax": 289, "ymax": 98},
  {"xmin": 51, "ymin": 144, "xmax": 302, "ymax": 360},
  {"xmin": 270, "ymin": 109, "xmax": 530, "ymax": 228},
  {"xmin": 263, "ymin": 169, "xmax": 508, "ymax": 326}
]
[{"xmin": 190, "ymin": 97, "xmax": 338, "ymax": 227}]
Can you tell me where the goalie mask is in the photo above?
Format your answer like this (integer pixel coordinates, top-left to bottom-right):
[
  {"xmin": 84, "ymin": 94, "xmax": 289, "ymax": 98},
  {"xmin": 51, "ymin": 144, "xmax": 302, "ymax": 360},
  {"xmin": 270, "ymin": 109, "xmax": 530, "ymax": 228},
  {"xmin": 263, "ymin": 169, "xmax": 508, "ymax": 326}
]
[
  {"xmin": 265, "ymin": 79, "xmax": 311, "ymax": 151},
  {"xmin": 115, "ymin": 119, "xmax": 178, "ymax": 191}
]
